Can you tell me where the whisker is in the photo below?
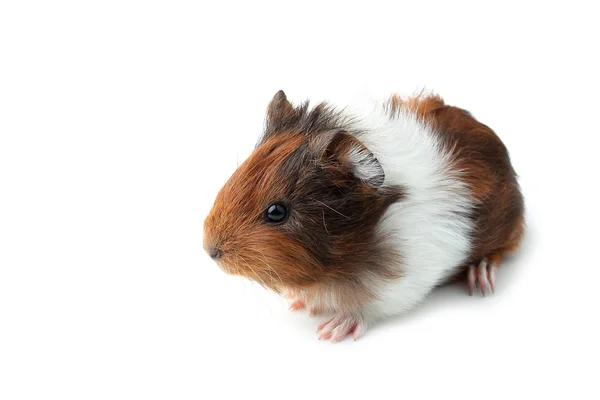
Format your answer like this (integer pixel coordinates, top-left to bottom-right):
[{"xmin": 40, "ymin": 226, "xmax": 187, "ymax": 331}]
[
  {"xmin": 239, "ymin": 256, "xmax": 270, "ymax": 289},
  {"xmin": 310, "ymin": 198, "xmax": 350, "ymax": 219},
  {"xmin": 255, "ymin": 249, "xmax": 284, "ymax": 289},
  {"xmin": 322, "ymin": 210, "xmax": 330, "ymax": 235},
  {"xmin": 230, "ymin": 252, "xmax": 266, "ymax": 294}
]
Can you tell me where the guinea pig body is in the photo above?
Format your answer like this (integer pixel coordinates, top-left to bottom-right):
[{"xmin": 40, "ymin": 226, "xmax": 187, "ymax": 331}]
[{"xmin": 203, "ymin": 91, "xmax": 524, "ymax": 342}]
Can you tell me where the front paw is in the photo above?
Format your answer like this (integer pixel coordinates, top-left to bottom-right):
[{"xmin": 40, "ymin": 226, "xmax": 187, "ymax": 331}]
[
  {"xmin": 282, "ymin": 289, "xmax": 320, "ymax": 316},
  {"xmin": 317, "ymin": 313, "xmax": 367, "ymax": 342},
  {"xmin": 282, "ymin": 288, "xmax": 304, "ymax": 310}
]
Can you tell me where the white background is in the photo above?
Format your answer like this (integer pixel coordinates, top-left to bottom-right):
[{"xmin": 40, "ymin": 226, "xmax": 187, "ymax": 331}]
[{"xmin": 1, "ymin": 1, "xmax": 599, "ymax": 399}]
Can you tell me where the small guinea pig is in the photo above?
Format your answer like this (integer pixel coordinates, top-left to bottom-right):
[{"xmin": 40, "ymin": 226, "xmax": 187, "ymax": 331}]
[{"xmin": 203, "ymin": 90, "xmax": 525, "ymax": 342}]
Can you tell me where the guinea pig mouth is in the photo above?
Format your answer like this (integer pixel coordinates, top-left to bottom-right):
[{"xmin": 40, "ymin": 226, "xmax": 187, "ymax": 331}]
[
  {"xmin": 216, "ymin": 258, "xmax": 282, "ymax": 290},
  {"xmin": 215, "ymin": 258, "xmax": 244, "ymax": 278},
  {"xmin": 213, "ymin": 258, "xmax": 232, "ymax": 274}
]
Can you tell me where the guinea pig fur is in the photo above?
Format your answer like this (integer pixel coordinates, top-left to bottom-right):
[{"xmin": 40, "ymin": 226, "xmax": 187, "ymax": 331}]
[{"xmin": 203, "ymin": 90, "xmax": 525, "ymax": 342}]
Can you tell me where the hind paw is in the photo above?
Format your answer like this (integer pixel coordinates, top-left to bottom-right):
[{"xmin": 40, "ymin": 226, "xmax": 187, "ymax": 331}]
[{"xmin": 467, "ymin": 254, "xmax": 501, "ymax": 296}]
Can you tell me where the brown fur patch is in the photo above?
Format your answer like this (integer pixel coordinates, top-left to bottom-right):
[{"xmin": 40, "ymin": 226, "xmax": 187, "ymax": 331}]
[
  {"xmin": 387, "ymin": 93, "xmax": 525, "ymax": 265},
  {"xmin": 206, "ymin": 90, "xmax": 524, "ymax": 313},
  {"xmin": 204, "ymin": 110, "xmax": 404, "ymax": 307}
]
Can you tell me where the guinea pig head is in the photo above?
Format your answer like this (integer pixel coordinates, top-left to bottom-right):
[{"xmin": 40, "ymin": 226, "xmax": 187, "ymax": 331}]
[{"xmin": 203, "ymin": 91, "xmax": 403, "ymax": 292}]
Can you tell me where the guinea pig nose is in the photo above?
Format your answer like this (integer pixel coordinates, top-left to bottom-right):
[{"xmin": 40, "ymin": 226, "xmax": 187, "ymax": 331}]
[{"xmin": 207, "ymin": 247, "xmax": 222, "ymax": 260}]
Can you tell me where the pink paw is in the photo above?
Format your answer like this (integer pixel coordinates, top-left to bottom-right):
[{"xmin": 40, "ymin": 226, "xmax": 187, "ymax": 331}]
[
  {"xmin": 288, "ymin": 299, "xmax": 305, "ymax": 310},
  {"xmin": 282, "ymin": 289, "xmax": 320, "ymax": 316},
  {"xmin": 316, "ymin": 314, "xmax": 367, "ymax": 342},
  {"xmin": 283, "ymin": 289, "xmax": 305, "ymax": 311},
  {"xmin": 467, "ymin": 257, "xmax": 497, "ymax": 296}
]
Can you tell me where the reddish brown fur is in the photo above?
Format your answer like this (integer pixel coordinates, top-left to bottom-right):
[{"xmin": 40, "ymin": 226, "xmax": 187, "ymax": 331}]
[
  {"xmin": 387, "ymin": 93, "xmax": 525, "ymax": 268},
  {"xmin": 204, "ymin": 94, "xmax": 403, "ymax": 306},
  {"xmin": 205, "ymin": 91, "xmax": 524, "ymax": 314},
  {"xmin": 204, "ymin": 134, "xmax": 322, "ymax": 290}
]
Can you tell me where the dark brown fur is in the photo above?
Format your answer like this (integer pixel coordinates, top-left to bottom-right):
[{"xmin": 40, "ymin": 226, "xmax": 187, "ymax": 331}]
[
  {"xmin": 204, "ymin": 92, "xmax": 403, "ymax": 301},
  {"xmin": 387, "ymin": 93, "xmax": 525, "ymax": 267},
  {"xmin": 205, "ymin": 90, "xmax": 524, "ymax": 312}
]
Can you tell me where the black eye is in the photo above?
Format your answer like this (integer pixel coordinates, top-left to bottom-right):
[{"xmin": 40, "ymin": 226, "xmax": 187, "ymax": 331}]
[{"xmin": 265, "ymin": 203, "xmax": 288, "ymax": 223}]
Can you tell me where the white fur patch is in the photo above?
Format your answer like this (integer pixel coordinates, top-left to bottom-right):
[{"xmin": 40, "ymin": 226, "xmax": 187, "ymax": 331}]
[{"xmin": 349, "ymin": 104, "xmax": 475, "ymax": 323}]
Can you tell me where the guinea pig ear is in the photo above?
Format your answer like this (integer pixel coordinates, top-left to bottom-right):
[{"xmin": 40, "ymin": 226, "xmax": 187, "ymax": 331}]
[
  {"xmin": 261, "ymin": 90, "xmax": 302, "ymax": 144},
  {"xmin": 267, "ymin": 90, "xmax": 295, "ymax": 122},
  {"xmin": 314, "ymin": 131, "xmax": 385, "ymax": 187}
]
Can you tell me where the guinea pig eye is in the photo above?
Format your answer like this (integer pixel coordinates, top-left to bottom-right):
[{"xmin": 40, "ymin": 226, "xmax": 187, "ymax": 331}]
[{"xmin": 265, "ymin": 203, "xmax": 288, "ymax": 223}]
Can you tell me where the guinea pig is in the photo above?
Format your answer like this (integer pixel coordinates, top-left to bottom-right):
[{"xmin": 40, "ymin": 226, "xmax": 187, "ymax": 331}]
[{"xmin": 203, "ymin": 90, "xmax": 525, "ymax": 342}]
